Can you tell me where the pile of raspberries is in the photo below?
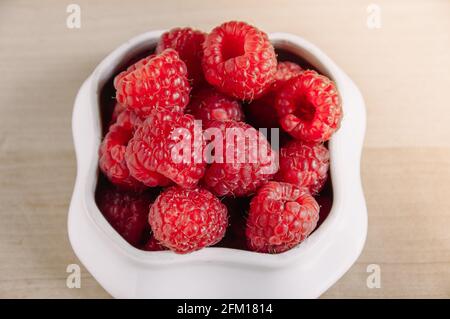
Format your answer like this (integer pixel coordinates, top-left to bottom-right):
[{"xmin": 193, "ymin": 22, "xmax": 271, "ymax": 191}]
[{"xmin": 96, "ymin": 21, "xmax": 342, "ymax": 254}]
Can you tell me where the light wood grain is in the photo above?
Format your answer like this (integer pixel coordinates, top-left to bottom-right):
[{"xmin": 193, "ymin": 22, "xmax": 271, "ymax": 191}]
[{"xmin": 0, "ymin": 0, "xmax": 449, "ymax": 298}]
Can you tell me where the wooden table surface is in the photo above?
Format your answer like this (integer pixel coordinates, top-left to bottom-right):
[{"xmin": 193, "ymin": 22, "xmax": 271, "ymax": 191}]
[{"xmin": 1, "ymin": 0, "xmax": 449, "ymax": 298}]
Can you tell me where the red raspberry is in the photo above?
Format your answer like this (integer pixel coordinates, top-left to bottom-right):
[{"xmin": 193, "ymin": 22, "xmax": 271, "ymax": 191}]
[
  {"xmin": 202, "ymin": 21, "xmax": 277, "ymax": 100},
  {"xmin": 186, "ymin": 87, "xmax": 244, "ymax": 123},
  {"xmin": 156, "ymin": 28, "xmax": 206, "ymax": 86},
  {"xmin": 275, "ymin": 70, "xmax": 342, "ymax": 142},
  {"xmin": 96, "ymin": 185, "xmax": 154, "ymax": 247},
  {"xmin": 202, "ymin": 120, "xmax": 278, "ymax": 197},
  {"xmin": 113, "ymin": 54, "xmax": 155, "ymax": 89},
  {"xmin": 141, "ymin": 236, "xmax": 167, "ymax": 251},
  {"xmin": 114, "ymin": 49, "xmax": 191, "ymax": 117},
  {"xmin": 125, "ymin": 108, "xmax": 206, "ymax": 188},
  {"xmin": 246, "ymin": 181, "xmax": 319, "ymax": 253},
  {"xmin": 275, "ymin": 140, "xmax": 329, "ymax": 194},
  {"xmin": 246, "ymin": 62, "xmax": 303, "ymax": 129},
  {"xmin": 99, "ymin": 110, "xmax": 147, "ymax": 190},
  {"xmin": 149, "ymin": 186, "xmax": 228, "ymax": 253},
  {"xmin": 273, "ymin": 62, "xmax": 304, "ymax": 88}
]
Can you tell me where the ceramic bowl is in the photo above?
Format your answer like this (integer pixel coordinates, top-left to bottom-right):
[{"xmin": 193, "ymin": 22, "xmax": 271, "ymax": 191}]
[{"xmin": 68, "ymin": 30, "xmax": 367, "ymax": 298}]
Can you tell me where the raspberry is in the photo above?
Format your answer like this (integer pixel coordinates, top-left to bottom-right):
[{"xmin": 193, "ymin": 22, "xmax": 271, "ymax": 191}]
[
  {"xmin": 113, "ymin": 54, "xmax": 155, "ymax": 89},
  {"xmin": 275, "ymin": 70, "xmax": 342, "ymax": 142},
  {"xmin": 275, "ymin": 140, "xmax": 329, "ymax": 195},
  {"xmin": 114, "ymin": 49, "xmax": 191, "ymax": 117},
  {"xmin": 202, "ymin": 120, "xmax": 278, "ymax": 197},
  {"xmin": 273, "ymin": 62, "xmax": 304, "ymax": 89},
  {"xmin": 246, "ymin": 62, "xmax": 303, "ymax": 129},
  {"xmin": 246, "ymin": 181, "xmax": 319, "ymax": 253},
  {"xmin": 156, "ymin": 28, "xmax": 206, "ymax": 86},
  {"xmin": 95, "ymin": 185, "xmax": 154, "ymax": 247},
  {"xmin": 149, "ymin": 186, "xmax": 228, "ymax": 253},
  {"xmin": 99, "ymin": 110, "xmax": 147, "ymax": 190},
  {"xmin": 202, "ymin": 21, "xmax": 277, "ymax": 100},
  {"xmin": 125, "ymin": 108, "xmax": 206, "ymax": 188},
  {"xmin": 141, "ymin": 236, "xmax": 167, "ymax": 251},
  {"xmin": 186, "ymin": 87, "xmax": 244, "ymax": 123}
]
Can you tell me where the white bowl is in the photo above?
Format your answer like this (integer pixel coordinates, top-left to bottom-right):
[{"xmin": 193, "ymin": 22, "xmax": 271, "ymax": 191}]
[{"xmin": 68, "ymin": 30, "xmax": 367, "ymax": 298}]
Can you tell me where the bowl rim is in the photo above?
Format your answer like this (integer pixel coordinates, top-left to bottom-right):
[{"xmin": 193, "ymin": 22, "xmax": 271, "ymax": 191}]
[{"xmin": 72, "ymin": 30, "xmax": 367, "ymax": 269}]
